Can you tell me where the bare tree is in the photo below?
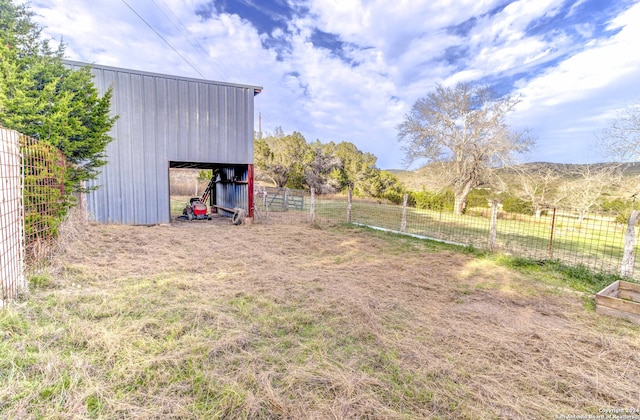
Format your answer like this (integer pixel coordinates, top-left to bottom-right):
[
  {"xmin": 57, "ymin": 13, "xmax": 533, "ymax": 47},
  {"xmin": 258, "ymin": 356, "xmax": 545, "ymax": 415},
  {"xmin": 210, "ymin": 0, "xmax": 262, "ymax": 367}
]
[
  {"xmin": 398, "ymin": 83, "xmax": 533, "ymax": 214},
  {"xmin": 511, "ymin": 165, "xmax": 562, "ymax": 218},
  {"xmin": 599, "ymin": 101, "xmax": 640, "ymax": 161},
  {"xmin": 598, "ymin": 101, "xmax": 640, "ymax": 204},
  {"xmin": 560, "ymin": 164, "xmax": 620, "ymax": 222}
]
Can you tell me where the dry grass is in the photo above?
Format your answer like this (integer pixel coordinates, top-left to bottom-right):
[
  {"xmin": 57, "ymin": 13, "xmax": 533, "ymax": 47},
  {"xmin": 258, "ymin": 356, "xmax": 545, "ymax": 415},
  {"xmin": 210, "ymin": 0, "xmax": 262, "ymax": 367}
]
[
  {"xmin": 1, "ymin": 219, "xmax": 639, "ymax": 418},
  {"xmin": 169, "ymin": 168, "xmax": 210, "ymax": 197}
]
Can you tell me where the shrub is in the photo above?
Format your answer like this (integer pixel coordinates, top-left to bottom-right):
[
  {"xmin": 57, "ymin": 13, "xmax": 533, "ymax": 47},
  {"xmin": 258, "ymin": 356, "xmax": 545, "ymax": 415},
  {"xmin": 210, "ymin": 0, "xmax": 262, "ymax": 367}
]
[
  {"xmin": 614, "ymin": 210, "xmax": 640, "ymax": 226},
  {"xmin": 198, "ymin": 169, "xmax": 213, "ymax": 180},
  {"xmin": 466, "ymin": 189, "xmax": 490, "ymax": 208},
  {"xmin": 600, "ymin": 197, "xmax": 631, "ymax": 213},
  {"xmin": 381, "ymin": 190, "xmax": 405, "ymax": 205},
  {"xmin": 410, "ymin": 189, "xmax": 454, "ymax": 211},
  {"xmin": 22, "ymin": 141, "xmax": 67, "ymax": 244},
  {"xmin": 502, "ymin": 195, "xmax": 534, "ymax": 215},
  {"xmin": 600, "ymin": 198, "xmax": 640, "ymax": 225}
]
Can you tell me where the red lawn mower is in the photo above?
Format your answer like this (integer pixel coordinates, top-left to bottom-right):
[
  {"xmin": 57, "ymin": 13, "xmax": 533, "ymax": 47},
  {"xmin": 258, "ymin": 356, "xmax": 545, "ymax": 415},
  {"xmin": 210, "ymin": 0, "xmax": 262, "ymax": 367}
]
[
  {"xmin": 182, "ymin": 176, "xmax": 215, "ymax": 221},
  {"xmin": 183, "ymin": 197, "xmax": 210, "ymax": 220}
]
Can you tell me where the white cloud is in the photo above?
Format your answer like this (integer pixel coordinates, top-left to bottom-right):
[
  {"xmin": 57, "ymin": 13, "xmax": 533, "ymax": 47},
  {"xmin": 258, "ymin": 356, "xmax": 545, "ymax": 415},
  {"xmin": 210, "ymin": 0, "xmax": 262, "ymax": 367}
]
[
  {"xmin": 475, "ymin": 0, "xmax": 563, "ymax": 43},
  {"xmin": 23, "ymin": 0, "xmax": 640, "ymax": 168},
  {"xmin": 506, "ymin": 2, "xmax": 640, "ymax": 163},
  {"xmin": 515, "ymin": 2, "xmax": 640, "ymax": 111}
]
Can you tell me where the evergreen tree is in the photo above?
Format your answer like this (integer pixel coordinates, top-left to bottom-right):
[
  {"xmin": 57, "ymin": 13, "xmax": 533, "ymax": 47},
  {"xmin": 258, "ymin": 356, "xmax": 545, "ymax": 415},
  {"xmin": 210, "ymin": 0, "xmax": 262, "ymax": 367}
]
[
  {"xmin": 0, "ymin": 0, "xmax": 116, "ymax": 192},
  {"xmin": 330, "ymin": 141, "xmax": 378, "ymax": 195},
  {"xmin": 254, "ymin": 128, "xmax": 308, "ymax": 188},
  {"xmin": 303, "ymin": 140, "xmax": 341, "ymax": 194},
  {"xmin": 253, "ymin": 128, "xmax": 407, "ymax": 201}
]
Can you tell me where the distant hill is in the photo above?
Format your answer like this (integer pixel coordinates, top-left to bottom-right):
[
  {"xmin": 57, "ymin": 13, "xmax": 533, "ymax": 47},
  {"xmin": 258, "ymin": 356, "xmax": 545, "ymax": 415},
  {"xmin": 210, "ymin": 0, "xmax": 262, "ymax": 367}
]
[{"xmin": 388, "ymin": 162, "xmax": 640, "ymax": 193}]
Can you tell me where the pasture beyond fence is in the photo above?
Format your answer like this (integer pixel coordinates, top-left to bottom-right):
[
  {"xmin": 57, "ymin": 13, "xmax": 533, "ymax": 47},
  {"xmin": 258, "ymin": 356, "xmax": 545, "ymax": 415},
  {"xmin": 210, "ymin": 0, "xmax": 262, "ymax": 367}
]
[
  {"xmin": 1, "ymin": 128, "xmax": 65, "ymax": 306},
  {"xmin": 254, "ymin": 187, "xmax": 640, "ymax": 281}
]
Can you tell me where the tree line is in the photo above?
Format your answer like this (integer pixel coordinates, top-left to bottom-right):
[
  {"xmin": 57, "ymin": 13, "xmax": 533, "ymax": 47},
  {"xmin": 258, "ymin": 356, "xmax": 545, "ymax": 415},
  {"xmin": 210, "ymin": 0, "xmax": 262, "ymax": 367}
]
[
  {"xmin": 256, "ymin": 78, "xmax": 639, "ymax": 222},
  {"xmin": 254, "ymin": 128, "xmax": 406, "ymax": 203}
]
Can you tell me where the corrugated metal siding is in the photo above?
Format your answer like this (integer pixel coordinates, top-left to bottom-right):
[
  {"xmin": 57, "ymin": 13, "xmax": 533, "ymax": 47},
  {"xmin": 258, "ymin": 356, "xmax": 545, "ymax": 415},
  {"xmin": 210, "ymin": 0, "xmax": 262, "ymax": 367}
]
[
  {"xmin": 65, "ymin": 61, "xmax": 260, "ymax": 224},
  {"xmin": 215, "ymin": 167, "xmax": 249, "ymax": 217}
]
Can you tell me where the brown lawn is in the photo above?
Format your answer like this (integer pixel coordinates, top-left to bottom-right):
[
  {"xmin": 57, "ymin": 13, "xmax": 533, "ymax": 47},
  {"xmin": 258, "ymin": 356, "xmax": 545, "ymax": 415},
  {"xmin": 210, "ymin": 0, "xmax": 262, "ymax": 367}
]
[{"xmin": 1, "ymin": 216, "xmax": 639, "ymax": 418}]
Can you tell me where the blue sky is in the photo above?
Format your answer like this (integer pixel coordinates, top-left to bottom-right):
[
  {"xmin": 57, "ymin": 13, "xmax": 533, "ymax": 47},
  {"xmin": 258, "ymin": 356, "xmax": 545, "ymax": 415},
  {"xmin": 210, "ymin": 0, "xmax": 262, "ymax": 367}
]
[{"xmin": 28, "ymin": 0, "xmax": 640, "ymax": 169}]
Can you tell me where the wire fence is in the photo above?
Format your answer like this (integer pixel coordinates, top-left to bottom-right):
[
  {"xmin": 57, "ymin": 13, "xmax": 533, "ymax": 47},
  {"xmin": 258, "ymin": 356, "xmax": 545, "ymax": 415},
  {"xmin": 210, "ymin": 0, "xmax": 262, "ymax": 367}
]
[
  {"xmin": 253, "ymin": 187, "xmax": 640, "ymax": 281},
  {"xmin": 22, "ymin": 134, "xmax": 66, "ymax": 269},
  {"xmin": 1, "ymin": 128, "xmax": 65, "ymax": 306},
  {"xmin": 1, "ymin": 129, "xmax": 24, "ymax": 306}
]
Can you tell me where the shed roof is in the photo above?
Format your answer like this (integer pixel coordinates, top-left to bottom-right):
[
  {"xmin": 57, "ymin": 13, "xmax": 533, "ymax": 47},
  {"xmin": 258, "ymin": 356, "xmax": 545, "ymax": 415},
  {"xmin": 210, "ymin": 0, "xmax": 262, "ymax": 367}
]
[{"xmin": 63, "ymin": 59, "xmax": 263, "ymax": 95}]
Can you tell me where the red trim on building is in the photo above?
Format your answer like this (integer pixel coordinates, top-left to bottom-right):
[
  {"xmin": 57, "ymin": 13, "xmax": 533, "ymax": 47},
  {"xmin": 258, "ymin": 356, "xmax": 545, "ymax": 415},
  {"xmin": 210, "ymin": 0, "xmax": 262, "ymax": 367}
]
[{"xmin": 248, "ymin": 164, "xmax": 254, "ymax": 218}]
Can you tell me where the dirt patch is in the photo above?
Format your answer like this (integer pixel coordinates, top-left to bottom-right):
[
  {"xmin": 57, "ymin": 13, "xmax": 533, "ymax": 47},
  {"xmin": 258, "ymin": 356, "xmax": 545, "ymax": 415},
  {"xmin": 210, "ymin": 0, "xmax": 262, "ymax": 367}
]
[{"xmin": 7, "ymin": 219, "xmax": 640, "ymax": 418}]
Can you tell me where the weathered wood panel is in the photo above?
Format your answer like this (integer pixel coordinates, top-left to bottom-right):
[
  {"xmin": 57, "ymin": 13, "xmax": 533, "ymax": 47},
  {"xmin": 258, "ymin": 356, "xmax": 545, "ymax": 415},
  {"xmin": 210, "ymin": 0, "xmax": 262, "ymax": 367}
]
[{"xmin": 596, "ymin": 280, "xmax": 640, "ymax": 324}]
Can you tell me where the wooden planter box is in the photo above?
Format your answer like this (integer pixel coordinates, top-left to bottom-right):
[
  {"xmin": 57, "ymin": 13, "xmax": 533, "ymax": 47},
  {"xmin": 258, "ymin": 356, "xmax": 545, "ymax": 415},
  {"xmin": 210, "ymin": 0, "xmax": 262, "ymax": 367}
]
[{"xmin": 595, "ymin": 281, "xmax": 640, "ymax": 324}]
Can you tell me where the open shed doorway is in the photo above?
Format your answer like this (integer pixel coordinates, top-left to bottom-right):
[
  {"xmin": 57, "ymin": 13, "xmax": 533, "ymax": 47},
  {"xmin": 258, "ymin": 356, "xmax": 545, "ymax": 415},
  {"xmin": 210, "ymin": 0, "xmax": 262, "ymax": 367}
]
[{"xmin": 168, "ymin": 161, "xmax": 253, "ymax": 222}]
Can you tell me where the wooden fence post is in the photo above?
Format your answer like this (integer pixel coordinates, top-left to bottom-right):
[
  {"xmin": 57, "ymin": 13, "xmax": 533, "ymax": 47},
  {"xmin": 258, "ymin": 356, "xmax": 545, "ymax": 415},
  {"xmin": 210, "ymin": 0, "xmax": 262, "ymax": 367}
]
[
  {"xmin": 548, "ymin": 208, "xmax": 557, "ymax": 259},
  {"xmin": 401, "ymin": 193, "xmax": 408, "ymax": 232},
  {"xmin": 310, "ymin": 188, "xmax": 315, "ymax": 223},
  {"xmin": 283, "ymin": 188, "xmax": 289, "ymax": 211},
  {"xmin": 620, "ymin": 210, "xmax": 640, "ymax": 278},
  {"xmin": 347, "ymin": 186, "xmax": 353, "ymax": 223},
  {"xmin": 489, "ymin": 200, "xmax": 498, "ymax": 252}
]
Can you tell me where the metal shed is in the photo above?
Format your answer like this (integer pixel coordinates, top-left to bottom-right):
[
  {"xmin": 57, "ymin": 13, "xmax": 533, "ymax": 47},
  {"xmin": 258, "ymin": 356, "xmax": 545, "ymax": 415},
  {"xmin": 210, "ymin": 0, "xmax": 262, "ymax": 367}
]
[{"xmin": 64, "ymin": 60, "xmax": 262, "ymax": 225}]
